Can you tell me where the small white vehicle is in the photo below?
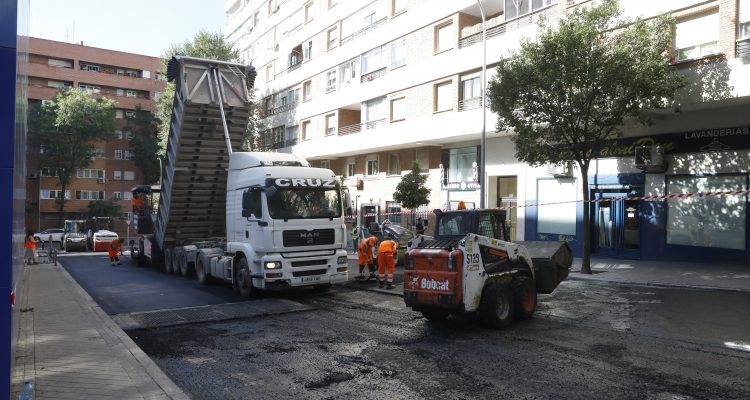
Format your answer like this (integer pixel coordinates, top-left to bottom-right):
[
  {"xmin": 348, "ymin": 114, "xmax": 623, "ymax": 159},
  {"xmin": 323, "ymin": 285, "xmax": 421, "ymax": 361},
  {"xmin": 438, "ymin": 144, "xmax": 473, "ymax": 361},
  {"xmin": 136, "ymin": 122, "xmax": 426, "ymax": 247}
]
[
  {"xmin": 92, "ymin": 230, "xmax": 119, "ymax": 252},
  {"xmin": 34, "ymin": 228, "xmax": 64, "ymax": 243}
]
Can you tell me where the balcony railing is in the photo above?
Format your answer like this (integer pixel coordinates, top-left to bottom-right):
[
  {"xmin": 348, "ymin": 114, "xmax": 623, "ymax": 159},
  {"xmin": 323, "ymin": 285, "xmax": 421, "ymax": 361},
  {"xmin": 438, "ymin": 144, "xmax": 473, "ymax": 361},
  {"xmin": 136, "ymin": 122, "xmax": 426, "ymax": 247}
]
[
  {"xmin": 459, "ymin": 6, "xmax": 558, "ymax": 49},
  {"xmin": 737, "ymin": 38, "xmax": 750, "ymax": 58},
  {"xmin": 270, "ymin": 138, "xmax": 298, "ymax": 150},
  {"xmin": 458, "ymin": 97, "xmax": 483, "ymax": 111},
  {"xmin": 338, "ymin": 118, "xmax": 386, "ymax": 136},
  {"xmin": 275, "ymin": 61, "xmax": 302, "ymax": 79},
  {"xmin": 341, "ymin": 17, "xmax": 388, "ymax": 45},
  {"xmin": 361, "ymin": 67, "xmax": 387, "ymax": 84}
]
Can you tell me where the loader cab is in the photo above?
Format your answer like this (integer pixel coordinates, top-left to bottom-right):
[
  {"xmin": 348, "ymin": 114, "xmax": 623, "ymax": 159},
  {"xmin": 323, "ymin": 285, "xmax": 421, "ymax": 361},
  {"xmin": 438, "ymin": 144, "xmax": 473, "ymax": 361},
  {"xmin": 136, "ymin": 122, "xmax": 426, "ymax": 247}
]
[
  {"xmin": 130, "ymin": 185, "xmax": 160, "ymax": 235},
  {"xmin": 433, "ymin": 209, "xmax": 510, "ymax": 241}
]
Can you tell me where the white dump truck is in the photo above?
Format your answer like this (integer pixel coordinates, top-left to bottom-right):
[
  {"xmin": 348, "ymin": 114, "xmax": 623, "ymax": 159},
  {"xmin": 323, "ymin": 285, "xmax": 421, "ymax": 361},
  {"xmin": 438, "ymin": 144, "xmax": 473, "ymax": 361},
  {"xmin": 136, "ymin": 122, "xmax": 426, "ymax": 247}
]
[{"xmin": 133, "ymin": 56, "xmax": 349, "ymax": 296}]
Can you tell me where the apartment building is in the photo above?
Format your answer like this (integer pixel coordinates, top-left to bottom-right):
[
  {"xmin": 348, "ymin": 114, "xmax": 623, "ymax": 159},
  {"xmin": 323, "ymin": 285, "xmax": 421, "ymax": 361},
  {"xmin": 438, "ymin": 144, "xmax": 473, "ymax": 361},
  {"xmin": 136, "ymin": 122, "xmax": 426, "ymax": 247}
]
[
  {"xmin": 26, "ymin": 37, "xmax": 166, "ymax": 238},
  {"xmin": 227, "ymin": 0, "xmax": 750, "ymax": 263}
]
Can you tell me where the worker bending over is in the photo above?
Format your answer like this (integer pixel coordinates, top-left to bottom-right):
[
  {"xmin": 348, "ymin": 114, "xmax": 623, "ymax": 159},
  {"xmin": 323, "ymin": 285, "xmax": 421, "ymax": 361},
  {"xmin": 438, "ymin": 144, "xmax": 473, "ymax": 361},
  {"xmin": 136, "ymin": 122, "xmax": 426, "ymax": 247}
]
[
  {"xmin": 377, "ymin": 238, "xmax": 398, "ymax": 289},
  {"xmin": 356, "ymin": 236, "xmax": 378, "ymax": 281}
]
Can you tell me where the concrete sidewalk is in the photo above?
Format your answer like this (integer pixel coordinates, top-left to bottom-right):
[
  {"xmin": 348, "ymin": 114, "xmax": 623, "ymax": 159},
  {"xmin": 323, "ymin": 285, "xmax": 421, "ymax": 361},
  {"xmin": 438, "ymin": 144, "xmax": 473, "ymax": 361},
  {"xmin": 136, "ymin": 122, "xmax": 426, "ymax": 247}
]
[{"xmin": 11, "ymin": 262, "xmax": 190, "ymax": 400}]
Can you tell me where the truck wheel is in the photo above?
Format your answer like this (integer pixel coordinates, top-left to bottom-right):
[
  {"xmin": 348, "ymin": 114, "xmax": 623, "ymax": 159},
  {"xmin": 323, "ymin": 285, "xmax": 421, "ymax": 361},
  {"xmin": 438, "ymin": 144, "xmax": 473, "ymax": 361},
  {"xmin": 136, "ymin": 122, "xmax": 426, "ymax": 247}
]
[
  {"xmin": 480, "ymin": 276, "xmax": 514, "ymax": 329},
  {"xmin": 237, "ymin": 258, "xmax": 254, "ymax": 298},
  {"xmin": 513, "ymin": 277, "xmax": 537, "ymax": 321},
  {"xmin": 196, "ymin": 255, "xmax": 212, "ymax": 285},
  {"xmin": 164, "ymin": 248, "xmax": 173, "ymax": 274},
  {"xmin": 420, "ymin": 308, "xmax": 450, "ymax": 322}
]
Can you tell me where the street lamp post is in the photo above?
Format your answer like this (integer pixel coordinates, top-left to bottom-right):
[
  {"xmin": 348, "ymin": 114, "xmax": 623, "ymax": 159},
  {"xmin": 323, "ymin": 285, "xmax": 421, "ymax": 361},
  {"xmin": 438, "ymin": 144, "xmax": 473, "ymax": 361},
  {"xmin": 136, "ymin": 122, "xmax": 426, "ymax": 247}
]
[{"xmin": 476, "ymin": 0, "xmax": 488, "ymax": 209}]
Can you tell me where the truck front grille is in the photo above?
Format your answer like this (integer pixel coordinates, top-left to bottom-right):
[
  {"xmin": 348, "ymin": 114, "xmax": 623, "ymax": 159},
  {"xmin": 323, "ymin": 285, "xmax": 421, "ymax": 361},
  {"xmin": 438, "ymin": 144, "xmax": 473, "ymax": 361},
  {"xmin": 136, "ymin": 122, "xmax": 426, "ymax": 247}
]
[
  {"xmin": 292, "ymin": 269, "xmax": 327, "ymax": 277},
  {"xmin": 283, "ymin": 229, "xmax": 335, "ymax": 247},
  {"xmin": 291, "ymin": 259, "xmax": 327, "ymax": 268}
]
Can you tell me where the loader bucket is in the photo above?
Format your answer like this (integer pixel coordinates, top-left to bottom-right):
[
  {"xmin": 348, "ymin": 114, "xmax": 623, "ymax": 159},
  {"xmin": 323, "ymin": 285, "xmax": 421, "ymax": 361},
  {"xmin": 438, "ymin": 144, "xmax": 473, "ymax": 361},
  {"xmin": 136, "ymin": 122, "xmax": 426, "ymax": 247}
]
[{"xmin": 517, "ymin": 241, "xmax": 572, "ymax": 294}]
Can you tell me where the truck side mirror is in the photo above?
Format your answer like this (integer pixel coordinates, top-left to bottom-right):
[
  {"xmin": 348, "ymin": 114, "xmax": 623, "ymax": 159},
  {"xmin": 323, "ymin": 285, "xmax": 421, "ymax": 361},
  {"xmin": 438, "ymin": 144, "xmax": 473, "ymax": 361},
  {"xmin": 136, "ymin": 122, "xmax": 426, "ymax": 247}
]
[
  {"xmin": 242, "ymin": 189, "xmax": 255, "ymax": 210},
  {"xmin": 242, "ymin": 209, "xmax": 253, "ymax": 218}
]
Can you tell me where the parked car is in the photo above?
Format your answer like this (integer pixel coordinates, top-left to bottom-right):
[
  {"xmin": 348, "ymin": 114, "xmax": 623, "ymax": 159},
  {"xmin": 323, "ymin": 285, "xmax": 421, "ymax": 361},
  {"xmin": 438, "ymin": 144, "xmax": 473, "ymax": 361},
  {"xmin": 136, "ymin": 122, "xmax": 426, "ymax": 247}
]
[
  {"xmin": 33, "ymin": 228, "xmax": 64, "ymax": 243},
  {"xmin": 63, "ymin": 233, "xmax": 88, "ymax": 252},
  {"xmin": 91, "ymin": 230, "xmax": 118, "ymax": 252}
]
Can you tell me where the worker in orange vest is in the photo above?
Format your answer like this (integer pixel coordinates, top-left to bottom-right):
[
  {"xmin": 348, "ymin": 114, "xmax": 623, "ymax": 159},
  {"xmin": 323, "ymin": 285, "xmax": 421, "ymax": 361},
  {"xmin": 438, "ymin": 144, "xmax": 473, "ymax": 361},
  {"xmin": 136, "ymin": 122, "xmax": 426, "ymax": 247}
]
[
  {"xmin": 108, "ymin": 238, "xmax": 124, "ymax": 266},
  {"xmin": 457, "ymin": 200, "xmax": 467, "ymax": 210},
  {"xmin": 377, "ymin": 238, "xmax": 398, "ymax": 289},
  {"xmin": 356, "ymin": 236, "xmax": 378, "ymax": 281},
  {"xmin": 24, "ymin": 230, "xmax": 37, "ymax": 265}
]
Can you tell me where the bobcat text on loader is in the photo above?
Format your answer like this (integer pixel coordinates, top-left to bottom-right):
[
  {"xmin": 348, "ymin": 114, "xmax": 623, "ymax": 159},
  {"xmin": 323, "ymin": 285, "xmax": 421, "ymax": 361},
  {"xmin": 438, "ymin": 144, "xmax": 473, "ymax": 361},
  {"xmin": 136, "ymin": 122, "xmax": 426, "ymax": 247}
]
[{"xmin": 404, "ymin": 208, "xmax": 572, "ymax": 328}]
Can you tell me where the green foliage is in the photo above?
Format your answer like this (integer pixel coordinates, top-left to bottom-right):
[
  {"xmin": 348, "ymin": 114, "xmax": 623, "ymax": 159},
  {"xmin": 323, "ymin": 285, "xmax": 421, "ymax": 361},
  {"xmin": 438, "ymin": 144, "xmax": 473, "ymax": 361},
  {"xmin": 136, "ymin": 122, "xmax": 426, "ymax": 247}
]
[
  {"xmin": 126, "ymin": 106, "xmax": 161, "ymax": 184},
  {"xmin": 156, "ymin": 30, "xmax": 241, "ymax": 154},
  {"xmin": 29, "ymin": 89, "xmax": 117, "ymax": 222},
  {"xmin": 393, "ymin": 161, "xmax": 431, "ymax": 211},
  {"xmin": 87, "ymin": 200, "xmax": 122, "ymax": 219},
  {"xmin": 488, "ymin": 0, "xmax": 686, "ymax": 168}
]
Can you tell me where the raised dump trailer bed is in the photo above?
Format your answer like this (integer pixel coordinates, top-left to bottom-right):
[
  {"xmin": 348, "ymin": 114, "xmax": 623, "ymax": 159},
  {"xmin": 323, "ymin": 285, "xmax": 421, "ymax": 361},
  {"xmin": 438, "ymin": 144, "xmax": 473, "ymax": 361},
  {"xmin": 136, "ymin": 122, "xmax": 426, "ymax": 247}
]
[{"xmin": 156, "ymin": 56, "xmax": 255, "ymax": 250}]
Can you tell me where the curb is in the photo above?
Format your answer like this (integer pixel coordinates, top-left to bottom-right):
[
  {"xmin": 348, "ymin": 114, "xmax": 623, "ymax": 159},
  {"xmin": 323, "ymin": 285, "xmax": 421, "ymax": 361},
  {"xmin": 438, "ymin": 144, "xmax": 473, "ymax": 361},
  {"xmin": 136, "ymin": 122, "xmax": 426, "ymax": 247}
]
[
  {"xmin": 55, "ymin": 261, "xmax": 191, "ymax": 400},
  {"xmin": 567, "ymin": 274, "xmax": 750, "ymax": 294}
]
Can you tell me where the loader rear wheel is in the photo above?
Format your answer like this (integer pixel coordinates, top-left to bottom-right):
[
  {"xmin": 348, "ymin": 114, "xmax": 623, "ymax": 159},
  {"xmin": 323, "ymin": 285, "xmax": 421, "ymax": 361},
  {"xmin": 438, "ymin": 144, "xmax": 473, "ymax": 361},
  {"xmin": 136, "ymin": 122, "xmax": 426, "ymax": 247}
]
[
  {"xmin": 237, "ymin": 257, "xmax": 254, "ymax": 298},
  {"xmin": 420, "ymin": 308, "xmax": 450, "ymax": 322},
  {"xmin": 480, "ymin": 277, "xmax": 514, "ymax": 329},
  {"xmin": 513, "ymin": 277, "xmax": 537, "ymax": 321}
]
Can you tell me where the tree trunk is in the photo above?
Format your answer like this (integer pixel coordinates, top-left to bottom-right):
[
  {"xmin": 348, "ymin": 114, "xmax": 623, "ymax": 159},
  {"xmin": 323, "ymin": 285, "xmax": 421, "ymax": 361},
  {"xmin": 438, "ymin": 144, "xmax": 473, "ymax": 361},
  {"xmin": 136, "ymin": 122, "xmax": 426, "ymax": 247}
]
[
  {"xmin": 580, "ymin": 163, "xmax": 592, "ymax": 274},
  {"xmin": 57, "ymin": 182, "xmax": 68, "ymax": 227}
]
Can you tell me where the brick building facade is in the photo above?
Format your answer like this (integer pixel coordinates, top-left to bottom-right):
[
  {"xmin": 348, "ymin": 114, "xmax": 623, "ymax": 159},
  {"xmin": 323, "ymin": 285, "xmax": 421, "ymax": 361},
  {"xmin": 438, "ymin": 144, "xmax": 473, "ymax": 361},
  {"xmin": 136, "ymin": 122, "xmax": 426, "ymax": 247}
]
[{"xmin": 26, "ymin": 37, "xmax": 165, "ymax": 239}]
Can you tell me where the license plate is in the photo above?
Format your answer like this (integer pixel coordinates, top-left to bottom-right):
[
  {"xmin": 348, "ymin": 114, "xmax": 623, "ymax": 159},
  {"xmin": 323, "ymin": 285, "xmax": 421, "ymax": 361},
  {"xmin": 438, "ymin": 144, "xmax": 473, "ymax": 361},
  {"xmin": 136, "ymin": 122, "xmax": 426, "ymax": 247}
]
[{"xmin": 301, "ymin": 276, "xmax": 322, "ymax": 283}]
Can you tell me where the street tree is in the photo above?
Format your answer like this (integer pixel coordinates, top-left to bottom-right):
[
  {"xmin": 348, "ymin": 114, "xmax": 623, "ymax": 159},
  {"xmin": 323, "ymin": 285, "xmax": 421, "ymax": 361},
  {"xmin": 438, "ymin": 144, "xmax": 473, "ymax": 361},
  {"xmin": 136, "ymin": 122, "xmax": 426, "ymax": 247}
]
[
  {"xmin": 29, "ymin": 89, "xmax": 117, "ymax": 225},
  {"xmin": 156, "ymin": 30, "xmax": 241, "ymax": 154},
  {"xmin": 87, "ymin": 199, "xmax": 122, "ymax": 219},
  {"xmin": 393, "ymin": 161, "xmax": 431, "ymax": 227},
  {"xmin": 126, "ymin": 105, "xmax": 161, "ymax": 184},
  {"xmin": 487, "ymin": 0, "xmax": 685, "ymax": 274}
]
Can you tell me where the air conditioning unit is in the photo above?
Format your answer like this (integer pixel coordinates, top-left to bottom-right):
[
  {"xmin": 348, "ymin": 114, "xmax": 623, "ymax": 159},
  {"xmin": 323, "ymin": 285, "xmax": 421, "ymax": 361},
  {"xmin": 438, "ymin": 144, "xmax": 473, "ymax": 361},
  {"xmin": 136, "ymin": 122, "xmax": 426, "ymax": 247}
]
[
  {"xmin": 547, "ymin": 162, "xmax": 574, "ymax": 178},
  {"xmin": 97, "ymin": 177, "xmax": 106, "ymax": 184},
  {"xmin": 634, "ymin": 145, "xmax": 667, "ymax": 173}
]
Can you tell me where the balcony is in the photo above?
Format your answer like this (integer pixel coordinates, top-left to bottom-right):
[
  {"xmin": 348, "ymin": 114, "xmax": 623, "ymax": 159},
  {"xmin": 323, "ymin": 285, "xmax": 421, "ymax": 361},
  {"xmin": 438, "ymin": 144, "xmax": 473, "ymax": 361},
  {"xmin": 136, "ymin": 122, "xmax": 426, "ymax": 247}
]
[
  {"xmin": 341, "ymin": 17, "xmax": 388, "ymax": 45},
  {"xmin": 737, "ymin": 38, "xmax": 750, "ymax": 58},
  {"xmin": 458, "ymin": 97, "xmax": 483, "ymax": 111},
  {"xmin": 458, "ymin": 6, "xmax": 558, "ymax": 49},
  {"xmin": 338, "ymin": 118, "xmax": 386, "ymax": 136},
  {"xmin": 360, "ymin": 67, "xmax": 387, "ymax": 84}
]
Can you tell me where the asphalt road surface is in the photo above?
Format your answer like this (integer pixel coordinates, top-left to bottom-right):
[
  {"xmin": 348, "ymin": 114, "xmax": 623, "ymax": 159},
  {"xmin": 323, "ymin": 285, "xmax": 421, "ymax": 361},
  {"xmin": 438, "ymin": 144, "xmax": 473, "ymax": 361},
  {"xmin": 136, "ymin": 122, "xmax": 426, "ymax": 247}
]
[{"xmin": 125, "ymin": 281, "xmax": 750, "ymax": 400}]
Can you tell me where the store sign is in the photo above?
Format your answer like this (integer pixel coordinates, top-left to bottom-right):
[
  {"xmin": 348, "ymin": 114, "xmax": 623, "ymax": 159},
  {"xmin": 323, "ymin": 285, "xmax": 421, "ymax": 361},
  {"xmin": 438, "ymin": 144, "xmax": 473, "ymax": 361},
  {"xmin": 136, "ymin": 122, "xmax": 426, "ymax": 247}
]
[
  {"xmin": 442, "ymin": 181, "xmax": 480, "ymax": 191},
  {"xmin": 594, "ymin": 125, "xmax": 750, "ymax": 158}
]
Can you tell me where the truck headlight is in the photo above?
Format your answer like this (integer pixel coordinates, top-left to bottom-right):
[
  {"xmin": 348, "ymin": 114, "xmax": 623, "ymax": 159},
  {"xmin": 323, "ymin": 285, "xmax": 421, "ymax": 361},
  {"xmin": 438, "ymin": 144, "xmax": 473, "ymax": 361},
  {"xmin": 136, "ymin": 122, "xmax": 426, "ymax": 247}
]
[
  {"xmin": 337, "ymin": 256, "xmax": 347, "ymax": 265},
  {"xmin": 264, "ymin": 261, "xmax": 281, "ymax": 269}
]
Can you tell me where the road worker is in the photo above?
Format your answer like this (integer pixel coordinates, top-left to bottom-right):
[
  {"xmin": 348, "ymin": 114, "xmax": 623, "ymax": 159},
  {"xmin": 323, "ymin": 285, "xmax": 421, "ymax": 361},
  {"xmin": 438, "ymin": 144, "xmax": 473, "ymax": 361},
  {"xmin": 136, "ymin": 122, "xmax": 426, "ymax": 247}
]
[
  {"xmin": 377, "ymin": 237, "xmax": 398, "ymax": 289},
  {"xmin": 356, "ymin": 236, "xmax": 377, "ymax": 281},
  {"xmin": 351, "ymin": 224, "xmax": 359, "ymax": 252},
  {"xmin": 24, "ymin": 230, "xmax": 37, "ymax": 265},
  {"xmin": 457, "ymin": 200, "xmax": 467, "ymax": 210},
  {"xmin": 109, "ymin": 238, "xmax": 124, "ymax": 266}
]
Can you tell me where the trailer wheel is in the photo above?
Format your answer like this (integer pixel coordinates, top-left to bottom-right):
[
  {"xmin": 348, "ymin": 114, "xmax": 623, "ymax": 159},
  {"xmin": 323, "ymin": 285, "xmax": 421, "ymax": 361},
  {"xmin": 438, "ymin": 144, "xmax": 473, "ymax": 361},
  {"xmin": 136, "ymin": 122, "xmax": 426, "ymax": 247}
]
[
  {"xmin": 196, "ymin": 255, "xmax": 212, "ymax": 285},
  {"xmin": 513, "ymin": 277, "xmax": 537, "ymax": 321},
  {"xmin": 164, "ymin": 248, "xmax": 173, "ymax": 274},
  {"xmin": 420, "ymin": 308, "xmax": 450, "ymax": 322},
  {"xmin": 480, "ymin": 276, "xmax": 514, "ymax": 329},
  {"xmin": 237, "ymin": 257, "xmax": 254, "ymax": 298}
]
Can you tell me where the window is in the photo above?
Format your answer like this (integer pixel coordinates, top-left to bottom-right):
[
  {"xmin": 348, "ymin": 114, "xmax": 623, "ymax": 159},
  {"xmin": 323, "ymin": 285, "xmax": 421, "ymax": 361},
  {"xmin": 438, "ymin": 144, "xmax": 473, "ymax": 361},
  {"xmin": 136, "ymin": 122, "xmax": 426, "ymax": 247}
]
[
  {"xmin": 125, "ymin": 110, "xmax": 136, "ymax": 118},
  {"xmin": 123, "ymin": 192, "xmax": 133, "ymax": 201},
  {"xmin": 448, "ymin": 146, "xmax": 477, "ymax": 182},
  {"xmin": 327, "ymin": 27, "xmax": 338, "ymax": 50},
  {"xmin": 75, "ymin": 190, "xmax": 105, "ymax": 200},
  {"xmin": 113, "ymin": 192, "xmax": 122, "ymax": 200},
  {"xmin": 302, "ymin": 120, "xmax": 311, "ymax": 141},
  {"xmin": 124, "ymin": 171, "xmax": 135, "ymax": 180},
  {"xmin": 125, "ymin": 151, "xmax": 135, "ymax": 160},
  {"xmin": 115, "ymin": 150, "xmax": 123, "ymax": 160},
  {"xmin": 416, "ymin": 149, "xmax": 429, "ymax": 173},
  {"xmin": 386, "ymin": 201, "xmax": 402, "ymax": 225},
  {"xmin": 366, "ymin": 158, "xmax": 379, "ymax": 176},
  {"xmin": 142, "ymin": 70, "xmax": 151, "ymax": 79},
  {"xmin": 537, "ymin": 178, "xmax": 577, "ymax": 235},
  {"xmin": 326, "ymin": 70, "xmax": 337, "ymax": 92},
  {"xmin": 122, "ymin": 212, "xmax": 132, "ymax": 221},
  {"xmin": 266, "ymin": 64, "xmax": 274, "ymax": 82},
  {"xmin": 362, "ymin": 45, "xmax": 386, "ymax": 75},
  {"xmin": 41, "ymin": 189, "xmax": 70, "ymax": 200},
  {"xmin": 76, "ymin": 169, "xmax": 104, "ymax": 179},
  {"xmin": 390, "ymin": 38, "xmax": 406, "ymax": 69},
  {"xmin": 116, "ymin": 110, "xmax": 124, "ymax": 119},
  {"xmin": 388, "ymin": 153, "xmax": 400, "ymax": 175},
  {"xmin": 435, "ymin": 22, "xmax": 454, "ymax": 53},
  {"xmin": 666, "ymin": 175, "xmax": 746, "ymax": 250},
  {"xmin": 303, "ymin": 80, "xmax": 312, "ymax": 101},
  {"xmin": 325, "ymin": 113, "xmax": 337, "ymax": 136},
  {"xmin": 434, "ymin": 81, "xmax": 453, "ymax": 112},
  {"xmin": 47, "ymin": 80, "xmax": 71, "ymax": 89},
  {"xmin": 78, "ymin": 84, "xmax": 101, "ymax": 93},
  {"xmin": 340, "ymin": 57, "xmax": 360, "ymax": 85},
  {"xmin": 254, "ymin": 11, "xmax": 260, "ymax": 27},
  {"xmin": 462, "ymin": 76, "xmax": 481, "ymax": 100},
  {"xmin": 347, "ymin": 162, "xmax": 355, "ymax": 177},
  {"xmin": 92, "ymin": 148, "xmax": 105, "ymax": 159},
  {"xmin": 390, "ymin": 97, "xmax": 405, "ymax": 121},
  {"xmin": 125, "ymin": 131, "xmax": 133, "ymax": 141},
  {"xmin": 392, "ymin": 0, "xmax": 406, "ymax": 16},
  {"xmin": 286, "ymin": 125, "xmax": 299, "ymax": 146},
  {"xmin": 80, "ymin": 63, "xmax": 101, "ymax": 72},
  {"xmin": 113, "ymin": 170, "xmax": 122, "ymax": 180},
  {"xmin": 40, "ymin": 168, "xmax": 60, "ymax": 177},
  {"xmin": 48, "ymin": 58, "xmax": 72, "ymax": 68},
  {"xmin": 126, "ymin": 90, "xmax": 137, "ymax": 98},
  {"xmin": 115, "ymin": 130, "xmax": 123, "ymax": 140},
  {"xmin": 741, "ymin": 0, "xmax": 750, "ymax": 39},
  {"xmin": 303, "ymin": 40, "xmax": 313, "ymax": 60},
  {"xmin": 320, "ymin": 160, "xmax": 331, "ymax": 169},
  {"xmin": 126, "ymin": 70, "xmax": 138, "ymax": 78},
  {"xmin": 305, "ymin": 2, "xmax": 314, "ymax": 22},
  {"xmin": 674, "ymin": 12, "xmax": 719, "ymax": 62},
  {"xmin": 364, "ymin": 97, "xmax": 386, "ymax": 122}
]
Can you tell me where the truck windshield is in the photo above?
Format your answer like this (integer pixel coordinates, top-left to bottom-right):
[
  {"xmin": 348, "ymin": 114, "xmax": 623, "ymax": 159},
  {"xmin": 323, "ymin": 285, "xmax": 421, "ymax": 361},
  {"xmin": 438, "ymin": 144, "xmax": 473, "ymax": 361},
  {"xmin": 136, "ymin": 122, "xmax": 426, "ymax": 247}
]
[
  {"xmin": 437, "ymin": 214, "xmax": 472, "ymax": 236},
  {"xmin": 267, "ymin": 188, "xmax": 342, "ymax": 220}
]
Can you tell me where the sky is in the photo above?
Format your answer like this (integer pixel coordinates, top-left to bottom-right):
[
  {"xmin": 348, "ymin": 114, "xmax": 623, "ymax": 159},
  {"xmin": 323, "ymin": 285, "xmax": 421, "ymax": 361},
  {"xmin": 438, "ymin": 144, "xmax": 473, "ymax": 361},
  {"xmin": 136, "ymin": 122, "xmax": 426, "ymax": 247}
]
[{"xmin": 29, "ymin": 0, "xmax": 227, "ymax": 57}]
